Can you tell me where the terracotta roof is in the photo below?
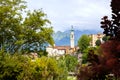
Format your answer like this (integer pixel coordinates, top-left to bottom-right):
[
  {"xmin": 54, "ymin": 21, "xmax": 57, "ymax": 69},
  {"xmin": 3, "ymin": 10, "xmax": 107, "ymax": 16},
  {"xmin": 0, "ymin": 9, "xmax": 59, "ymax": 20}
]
[
  {"xmin": 47, "ymin": 46, "xmax": 78, "ymax": 50},
  {"xmin": 54, "ymin": 46, "xmax": 71, "ymax": 50}
]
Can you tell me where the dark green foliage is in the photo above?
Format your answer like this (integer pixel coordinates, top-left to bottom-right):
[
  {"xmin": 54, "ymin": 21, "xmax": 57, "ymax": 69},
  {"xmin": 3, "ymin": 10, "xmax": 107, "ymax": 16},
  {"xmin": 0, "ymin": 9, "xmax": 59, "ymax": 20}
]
[
  {"xmin": 95, "ymin": 39, "xmax": 101, "ymax": 46},
  {"xmin": 102, "ymin": 36, "xmax": 110, "ymax": 42}
]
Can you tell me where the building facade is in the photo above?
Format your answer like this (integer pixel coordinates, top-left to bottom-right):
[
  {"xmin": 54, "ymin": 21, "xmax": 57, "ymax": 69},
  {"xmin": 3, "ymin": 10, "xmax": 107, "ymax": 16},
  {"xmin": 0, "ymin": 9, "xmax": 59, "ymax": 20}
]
[{"xmin": 89, "ymin": 33, "xmax": 104, "ymax": 47}]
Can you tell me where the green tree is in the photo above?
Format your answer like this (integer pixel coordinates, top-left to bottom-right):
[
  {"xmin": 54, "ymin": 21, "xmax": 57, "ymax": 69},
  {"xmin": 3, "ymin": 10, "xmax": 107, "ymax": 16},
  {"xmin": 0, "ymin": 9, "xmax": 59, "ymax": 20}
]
[
  {"xmin": 78, "ymin": 34, "xmax": 91, "ymax": 52},
  {"xmin": 0, "ymin": 0, "xmax": 54, "ymax": 53},
  {"xmin": 95, "ymin": 39, "xmax": 101, "ymax": 46},
  {"xmin": 65, "ymin": 55, "xmax": 78, "ymax": 72},
  {"xmin": 21, "ymin": 10, "xmax": 54, "ymax": 53},
  {"xmin": 0, "ymin": 0, "xmax": 26, "ymax": 52}
]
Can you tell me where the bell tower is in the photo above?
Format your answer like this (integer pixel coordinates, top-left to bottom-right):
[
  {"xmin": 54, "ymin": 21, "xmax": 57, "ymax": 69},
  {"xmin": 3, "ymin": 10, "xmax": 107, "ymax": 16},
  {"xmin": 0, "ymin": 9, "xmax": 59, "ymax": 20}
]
[{"xmin": 70, "ymin": 26, "xmax": 75, "ymax": 48}]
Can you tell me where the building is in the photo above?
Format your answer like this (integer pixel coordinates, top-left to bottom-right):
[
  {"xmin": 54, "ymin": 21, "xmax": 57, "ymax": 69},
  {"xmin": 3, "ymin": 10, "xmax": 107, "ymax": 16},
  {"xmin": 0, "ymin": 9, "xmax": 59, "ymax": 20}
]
[
  {"xmin": 70, "ymin": 26, "xmax": 75, "ymax": 48},
  {"xmin": 89, "ymin": 33, "xmax": 104, "ymax": 47},
  {"xmin": 46, "ymin": 27, "xmax": 77, "ymax": 56}
]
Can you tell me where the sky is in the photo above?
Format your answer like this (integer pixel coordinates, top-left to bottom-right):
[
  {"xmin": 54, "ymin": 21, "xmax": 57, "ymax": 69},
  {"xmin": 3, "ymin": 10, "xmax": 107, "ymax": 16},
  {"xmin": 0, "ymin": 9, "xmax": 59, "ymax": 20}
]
[{"xmin": 25, "ymin": 0, "xmax": 112, "ymax": 32}]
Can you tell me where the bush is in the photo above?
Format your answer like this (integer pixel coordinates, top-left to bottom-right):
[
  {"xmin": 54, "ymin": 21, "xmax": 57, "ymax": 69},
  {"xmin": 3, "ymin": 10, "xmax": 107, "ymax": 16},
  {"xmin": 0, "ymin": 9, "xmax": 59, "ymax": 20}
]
[
  {"xmin": 0, "ymin": 51, "xmax": 68, "ymax": 80},
  {"xmin": 0, "ymin": 51, "xmax": 30, "ymax": 80}
]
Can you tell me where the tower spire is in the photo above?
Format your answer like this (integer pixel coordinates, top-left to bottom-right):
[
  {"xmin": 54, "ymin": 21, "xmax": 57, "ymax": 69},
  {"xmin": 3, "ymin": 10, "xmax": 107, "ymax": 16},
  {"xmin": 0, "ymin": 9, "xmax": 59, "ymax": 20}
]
[
  {"xmin": 70, "ymin": 25, "xmax": 75, "ymax": 48},
  {"xmin": 71, "ymin": 25, "xmax": 74, "ymax": 31}
]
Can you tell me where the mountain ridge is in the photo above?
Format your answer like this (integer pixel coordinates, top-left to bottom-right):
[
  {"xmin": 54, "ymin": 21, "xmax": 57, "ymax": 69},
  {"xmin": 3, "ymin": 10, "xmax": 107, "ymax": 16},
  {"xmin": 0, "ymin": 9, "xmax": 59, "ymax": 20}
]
[{"xmin": 53, "ymin": 29, "xmax": 102, "ymax": 46}]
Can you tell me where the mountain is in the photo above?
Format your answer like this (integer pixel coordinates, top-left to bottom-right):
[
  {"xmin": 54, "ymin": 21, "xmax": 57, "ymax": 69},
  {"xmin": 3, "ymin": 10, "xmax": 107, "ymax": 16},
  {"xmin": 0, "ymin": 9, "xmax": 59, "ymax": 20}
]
[{"xmin": 53, "ymin": 30, "xmax": 102, "ymax": 46}]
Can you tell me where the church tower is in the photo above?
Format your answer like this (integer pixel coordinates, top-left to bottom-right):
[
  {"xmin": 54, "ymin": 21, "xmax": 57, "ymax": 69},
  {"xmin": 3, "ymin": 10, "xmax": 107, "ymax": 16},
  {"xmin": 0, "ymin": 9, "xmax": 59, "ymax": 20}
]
[{"xmin": 70, "ymin": 26, "xmax": 75, "ymax": 48}]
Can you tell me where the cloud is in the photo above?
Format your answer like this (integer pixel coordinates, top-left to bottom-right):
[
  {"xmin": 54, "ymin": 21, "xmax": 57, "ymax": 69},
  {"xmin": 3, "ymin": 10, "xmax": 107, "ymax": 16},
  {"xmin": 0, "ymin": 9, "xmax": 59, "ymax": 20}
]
[{"xmin": 26, "ymin": 0, "xmax": 112, "ymax": 31}]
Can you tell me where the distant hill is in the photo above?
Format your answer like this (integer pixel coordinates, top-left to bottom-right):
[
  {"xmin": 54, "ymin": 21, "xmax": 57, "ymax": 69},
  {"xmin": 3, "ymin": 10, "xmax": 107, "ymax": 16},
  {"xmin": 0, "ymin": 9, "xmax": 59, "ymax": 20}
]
[{"xmin": 53, "ymin": 30, "xmax": 102, "ymax": 46}]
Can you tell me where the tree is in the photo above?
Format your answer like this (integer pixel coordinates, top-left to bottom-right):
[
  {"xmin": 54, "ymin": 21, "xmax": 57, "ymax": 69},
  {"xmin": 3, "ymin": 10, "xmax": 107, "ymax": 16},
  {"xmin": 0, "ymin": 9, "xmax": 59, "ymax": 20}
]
[
  {"xmin": 102, "ymin": 36, "xmax": 110, "ymax": 42},
  {"xmin": 0, "ymin": 0, "xmax": 26, "ymax": 52},
  {"xmin": 78, "ymin": 34, "xmax": 91, "ymax": 52},
  {"xmin": 65, "ymin": 54, "xmax": 78, "ymax": 72},
  {"xmin": 100, "ymin": 1, "xmax": 120, "ymax": 78},
  {"xmin": 81, "ymin": 47, "xmax": 98, "ymax": 64},
  {"xmin": 77, "ymin": 0, "xmax": 120, "ymax": 79},
  {"xmin": 111, "ymin": 0, "xmax": 120, "ymax": 32},
  {"xmin": 100, "ymin": 0, "xmax": 120, "ymax": 39},
  {"xmin": 0, "ymin": 0, "xmax": 54, "ymax": 53},
  {"xmin": 111, "ymin": 0, "xmax": 120, "ymax": 39},
  {"xmin": 95, "ymin": 39, "xmax": 101, "ymax": 46},
  {"xmin": 21, "ymin": 10, "xmax": 54, "ymax": 53}
]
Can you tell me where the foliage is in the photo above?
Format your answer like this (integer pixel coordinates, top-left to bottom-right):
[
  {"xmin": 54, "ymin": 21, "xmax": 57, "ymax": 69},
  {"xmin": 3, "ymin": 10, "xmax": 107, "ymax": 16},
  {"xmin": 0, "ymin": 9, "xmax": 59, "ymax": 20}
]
[
  {"xmin": 65, "ymin": 54, "xmax": 78, "ymax": 72},
  {"xmin": 0, "ymin": 0, "xmax": 54, "ymax": 53},
  {"xmin": 0, "ymin": 0, "xmax": 26, "ymax": 53},
  {"xmin": 77, "ymin": 64, "xmax": 94, "ymax": 80},
  {"xmin": 67, "ymin": 76, "xmax": 76, "ymax": 80},
  {"xmin": 100, "ymin": 40, "xmax": 120, "ymax": 78},
  {"xmin": 77, "ymin": 0, "xmax": 120, "ymax": 79},
  {"xmin": 0, "ymin": 51, "xmax": 30, "ymax": 80},
  {"xmin": 57, "ymin": 56, "xmax": 68, "ymax": 80},
  {"xmin": 95, "ymin": 39, "xmax": 101, "ymax": 46},
  {"xmin": 77, "ymin": 48, "xmax": 108, "ymax": 80},
  {"xmin": 55, "ymin": 55, "xmax": 78, "ymax": 79},
  {"xmin": 111, "ymin": 0, "xmax": 120, "ymax": 38},
  {"xmin": 29, "ymin": 57, "xmax": 62, "ymax": 80},
  {"xmin": 100, "ymin": 0, "xmax": 120, "ymax": 39},
  {"xmin": 77, "ymin": 41, "xmax": 120, "ymax": 79},
  {"xmin": 82, "ymin": 47, "xmax": 98, "ymax": 64},
  {"xmin": 78, "ymin": 34, "xmax": 91, "ymax": 52},
  {"xmin": 22, "ymin": 10, "xmax": 54, "ymax": 53},
  {"xmin": 80, "ymin": 40, "xmax": 120, "ymax": 79},
  {"xmin": 102, "ymin": 36, "xmax": 110, "ymax": 42},
  {"xmin": 0, "ymin": 51, "xmax": 69, "ymax": 80}
]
